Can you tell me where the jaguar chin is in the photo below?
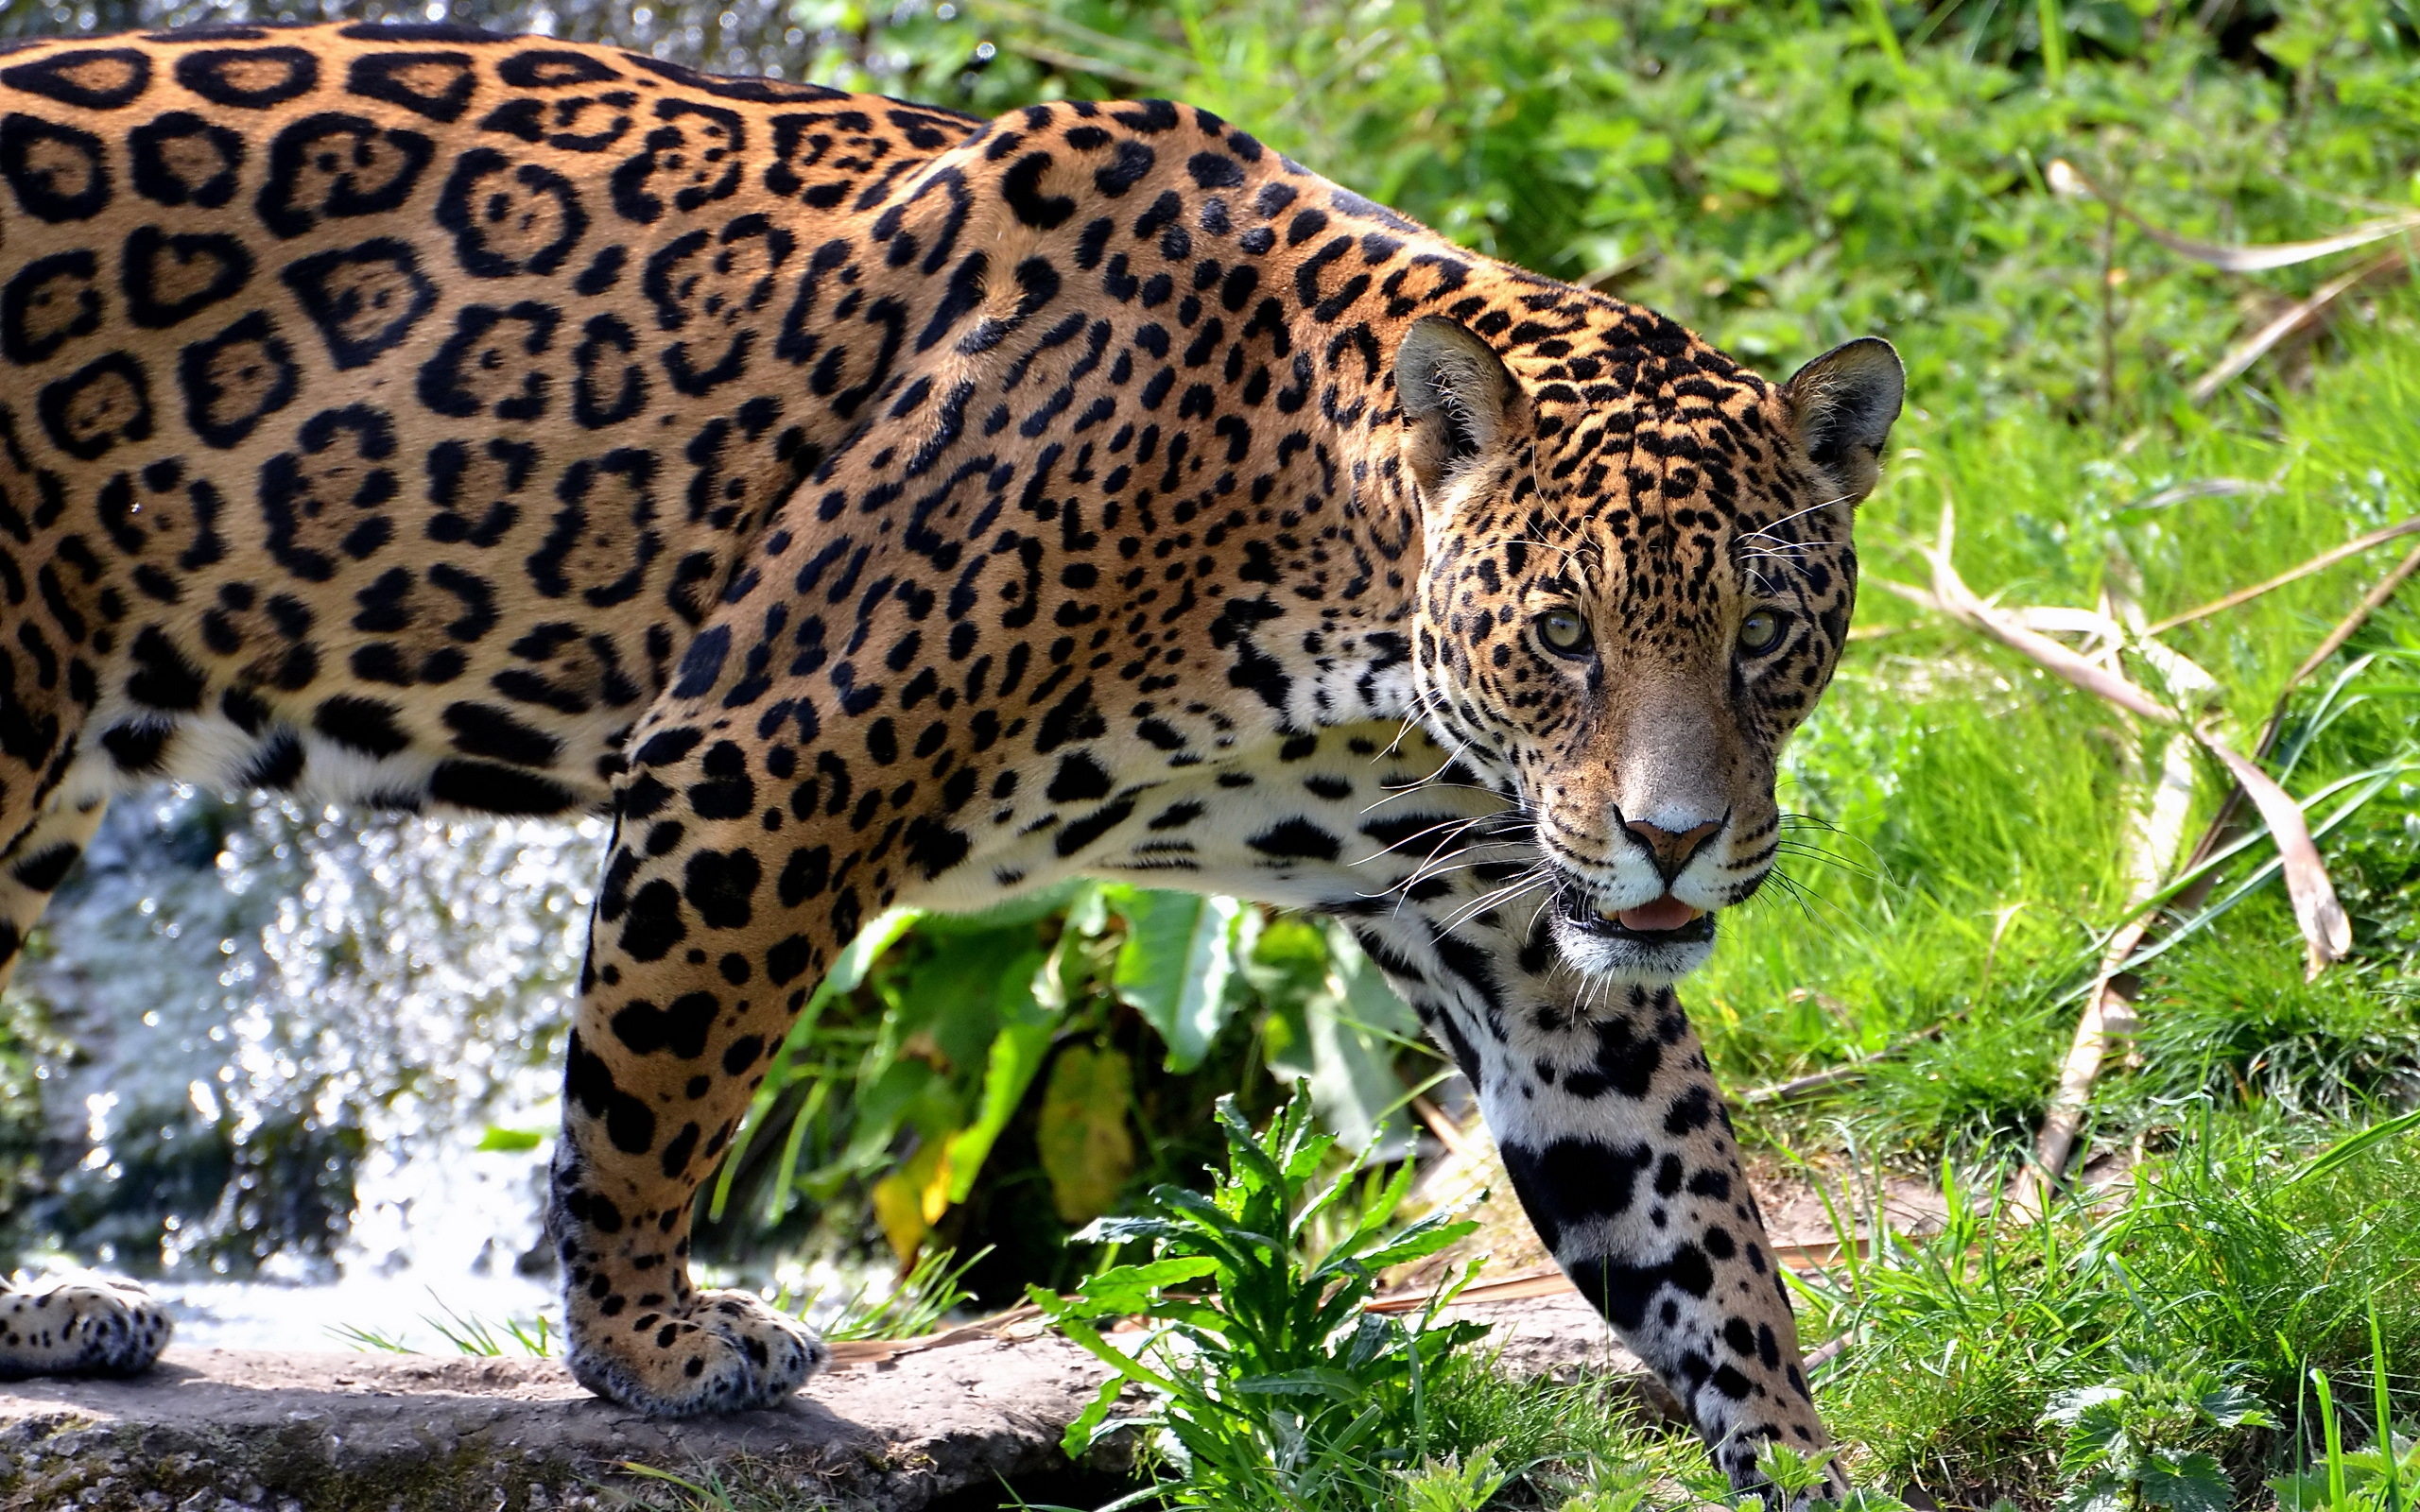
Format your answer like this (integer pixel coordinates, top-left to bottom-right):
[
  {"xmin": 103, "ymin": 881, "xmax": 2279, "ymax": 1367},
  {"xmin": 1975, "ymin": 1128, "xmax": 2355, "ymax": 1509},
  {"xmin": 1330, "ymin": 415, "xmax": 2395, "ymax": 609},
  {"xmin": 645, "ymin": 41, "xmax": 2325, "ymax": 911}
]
[{"xmin": 1547, "ymin": 881, "xmax": 1723, "ymax": 985}]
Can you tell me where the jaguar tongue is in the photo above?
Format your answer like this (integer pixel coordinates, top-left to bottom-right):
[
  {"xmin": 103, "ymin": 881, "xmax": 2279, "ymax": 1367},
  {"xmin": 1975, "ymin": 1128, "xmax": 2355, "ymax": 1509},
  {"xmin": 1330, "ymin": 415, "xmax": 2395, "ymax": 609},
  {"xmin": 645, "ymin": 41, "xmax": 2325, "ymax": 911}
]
[{"xmin": 1611, "ymin": 896, "xmax": 1703, "ymax": 933}]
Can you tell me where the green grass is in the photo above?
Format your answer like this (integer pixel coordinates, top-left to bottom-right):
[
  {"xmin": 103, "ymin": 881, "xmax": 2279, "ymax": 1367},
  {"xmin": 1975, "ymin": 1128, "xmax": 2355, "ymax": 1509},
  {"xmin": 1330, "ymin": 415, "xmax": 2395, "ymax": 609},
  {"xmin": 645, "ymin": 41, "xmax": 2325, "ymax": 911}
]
[{"xmin": 1804, "ymin": 1107, "xmax": 2420, "ymax": 1507}]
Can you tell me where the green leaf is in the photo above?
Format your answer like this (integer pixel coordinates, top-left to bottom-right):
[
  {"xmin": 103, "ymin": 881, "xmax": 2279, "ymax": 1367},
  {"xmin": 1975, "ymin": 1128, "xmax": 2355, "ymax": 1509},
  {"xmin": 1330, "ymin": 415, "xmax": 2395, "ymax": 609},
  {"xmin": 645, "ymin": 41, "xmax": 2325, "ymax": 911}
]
[
  {"xmin": 2265, "ymin": 1470, "xmax": 2332, "ymax": 1512},
  {"xmin": 2060, "ymin": 1475, "xmax": 2135, "ymax": 1512},
  {"xmin": 1111, "ymin": 889, "xmax": 1243, "ymax": 1071},
  {"xmin": 1059, "ymin": 1373, "xmax": 1128, "ymax": 1460},
  {"xmin": 942, "ymin": 952, "xmax": 1052, "ymax": 1203},
  {"xmin": 2288, "ymin": 1106, "xmax": 2420, "ymax": 1187},
  {"xmin": 1230, "ymin": 1366, "xmax": 1367, "ymax": 1401},
  {"xmin": 475, "ymin": 1125, "xmax": 545, "ymax": 1153},
  {"xmin": 816, "ymin": 906, "xmax": 924, "ymax": 1008},
  {"xmin": 1073, "ymin": 1213, "xmax": 1180, "ymax": 1246},
  {"xmin": 2195, "ymin": 1379, "xmax": 2273, "ymax": 1430},
  {"xmin": 1067, "ymin": 1256, "xmax": 1219, "ymax": 1314},
  {"xmin": 1350, "ymin": 1217, "xmax": 1482, "ymax": 1275},
  {"xmin": 709, "ymin": 905, "xmax": 922, "ymax": 1222},
  {"xmin": 2137, "ymin": 1450, "xmax": 2230, "ymax": 1512}
]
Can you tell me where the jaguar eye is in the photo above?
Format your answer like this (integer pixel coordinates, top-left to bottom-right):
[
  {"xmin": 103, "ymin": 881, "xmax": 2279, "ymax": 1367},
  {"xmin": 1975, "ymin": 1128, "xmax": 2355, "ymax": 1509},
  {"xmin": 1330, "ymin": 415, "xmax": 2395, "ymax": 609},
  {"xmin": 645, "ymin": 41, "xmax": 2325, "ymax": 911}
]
[
  {"xmin": 1535, "ymin": 609, "xmax": 1591, "ymax": 657},
  {"xmin": 1737, "ymin": 609, "xmax": 1788, "ymax": 655}
]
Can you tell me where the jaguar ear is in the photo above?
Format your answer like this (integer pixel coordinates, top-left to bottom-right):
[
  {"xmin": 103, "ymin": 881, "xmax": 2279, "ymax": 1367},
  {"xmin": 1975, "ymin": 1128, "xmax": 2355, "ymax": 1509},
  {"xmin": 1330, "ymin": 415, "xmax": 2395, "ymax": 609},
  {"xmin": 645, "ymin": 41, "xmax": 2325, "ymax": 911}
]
[
  {"xmin": 1783, "ymin": 336, "xmax": 1905, "ymax": 504},
  {"xmin": 1396, "ymin": 316, "xmax": 1518, "ymax": 506}
]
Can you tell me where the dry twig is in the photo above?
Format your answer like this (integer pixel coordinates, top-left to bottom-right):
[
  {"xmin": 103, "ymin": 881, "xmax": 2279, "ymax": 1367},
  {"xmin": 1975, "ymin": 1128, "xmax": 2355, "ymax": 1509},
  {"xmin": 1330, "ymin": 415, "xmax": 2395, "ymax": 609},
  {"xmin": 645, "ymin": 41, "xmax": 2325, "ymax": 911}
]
[
  {"xmin": 1874, "ymin": 500, "xmax": 2350, "ymax": 978},
  {"xmin": 2040, "ymin": 160, "xmax": 2418, "ymax": 405},
  {"xmin": 2147, "ymin": 515, "xmax": 2420, "ymax": 632},
  {"xmin": 2187, "ymin": 249, "xmax": 2411, "ymax": 405},
  {"xmin": 2169, "ymin": 540, "xmax": 2420, "ymax": 904},
  {"xmin": 2046, "ymin": 158, "xmax": 2420, "ymax": 272}
]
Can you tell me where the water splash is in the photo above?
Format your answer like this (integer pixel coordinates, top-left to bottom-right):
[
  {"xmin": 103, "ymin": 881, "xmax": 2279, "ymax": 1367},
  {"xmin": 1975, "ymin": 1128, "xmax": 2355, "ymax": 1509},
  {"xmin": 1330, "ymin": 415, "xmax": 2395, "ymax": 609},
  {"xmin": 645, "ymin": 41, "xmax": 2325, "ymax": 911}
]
[{"xmin": 8, "ymin": 788, "xmax": 600, "ymax": 1338}]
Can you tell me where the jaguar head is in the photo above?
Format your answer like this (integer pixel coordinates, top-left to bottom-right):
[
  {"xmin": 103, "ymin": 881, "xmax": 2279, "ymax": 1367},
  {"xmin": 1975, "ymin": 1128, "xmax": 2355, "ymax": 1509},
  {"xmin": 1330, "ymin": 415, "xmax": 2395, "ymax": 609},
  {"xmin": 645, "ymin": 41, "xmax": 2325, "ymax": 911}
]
[{"xmin": 1397, "ymin": 312, "xmax": 1903, "ymax": 985}]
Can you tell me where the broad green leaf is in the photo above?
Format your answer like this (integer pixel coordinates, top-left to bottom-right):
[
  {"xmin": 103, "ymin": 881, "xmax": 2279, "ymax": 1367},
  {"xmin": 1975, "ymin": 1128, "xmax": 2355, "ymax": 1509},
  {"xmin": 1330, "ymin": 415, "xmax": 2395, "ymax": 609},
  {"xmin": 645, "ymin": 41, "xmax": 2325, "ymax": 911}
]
[
  {"xmin": 1296, "ymin": 928, "xmax": 1422, "ymax": 1151},
  {"xmin": 878, "ymin": 930, "xmax": 1034, "ymax": 1069},
  {"xmin": 1111, "ymin": 889, "xmax": 1243, "ymax": 1070},
  {"xmin": 1039, "ymin": 1043, "xmax": 1137, "ymax": 1224},
  {"xmin": 942, "ymin": 951, "xmax": 1052, "ymax": 1202},
  {"xmin": 2264, "ymin": 1470, "xmax": 2332, "ymax": 1512},
  {"xmin": 2137, "ymin": 1450, "xmax": 2230, "ymax": 1512},
  {"xmin": 813, "ymin": 906, "xmax": 923, "ymax": 1012},
  {"xmin": 710, "ymin": 905, "xmax": 922, "ymax": 1221},
  {"xmin": 475, "ymin": 1125, "xmax": 544, "ymax": 1153}
]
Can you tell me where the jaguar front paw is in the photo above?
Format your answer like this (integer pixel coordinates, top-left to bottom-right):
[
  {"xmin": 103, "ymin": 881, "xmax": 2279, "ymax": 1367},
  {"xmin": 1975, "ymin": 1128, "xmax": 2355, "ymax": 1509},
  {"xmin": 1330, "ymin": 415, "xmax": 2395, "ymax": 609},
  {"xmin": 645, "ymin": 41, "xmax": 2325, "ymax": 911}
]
[
  {"xmin": 566, "ymin": 1287, "xmax": 826, "ymax": 1416},
  {"xmin": 0, "ymin": 1273, "xmax": 173, "ymax": 1380}
]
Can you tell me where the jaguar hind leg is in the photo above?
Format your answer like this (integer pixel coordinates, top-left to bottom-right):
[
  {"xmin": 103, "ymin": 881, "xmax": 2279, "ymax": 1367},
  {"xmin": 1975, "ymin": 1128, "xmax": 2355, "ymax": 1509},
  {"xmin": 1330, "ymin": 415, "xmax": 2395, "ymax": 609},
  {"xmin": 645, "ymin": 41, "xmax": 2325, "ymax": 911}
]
[
  {"xmin": 0, "ymin": 791, "xmax": 107, "ymax": 999},
  {"xmin": 546, "ymin": 721, "xmax": 836, "ymax": 1417},
  {"xmin": 0, "ymin": 798, "xmax": 173, "ymax": 1381}
]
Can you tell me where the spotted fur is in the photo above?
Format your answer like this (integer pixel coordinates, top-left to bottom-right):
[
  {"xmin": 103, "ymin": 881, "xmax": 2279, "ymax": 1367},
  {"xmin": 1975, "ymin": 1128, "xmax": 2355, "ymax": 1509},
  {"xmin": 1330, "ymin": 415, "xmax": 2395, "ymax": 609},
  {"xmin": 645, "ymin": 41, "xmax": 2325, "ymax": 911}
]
[{"xmin": 0, "ymin": 24, "xmax": 1903, "ymax": 1495}]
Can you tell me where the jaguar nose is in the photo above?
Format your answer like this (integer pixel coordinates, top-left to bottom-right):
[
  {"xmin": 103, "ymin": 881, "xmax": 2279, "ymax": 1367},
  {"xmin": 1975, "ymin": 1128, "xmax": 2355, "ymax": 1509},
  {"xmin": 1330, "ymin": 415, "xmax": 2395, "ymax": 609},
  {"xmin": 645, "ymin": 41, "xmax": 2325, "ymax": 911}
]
[{"xmin": 1622, "ymin": 816, "xmax": 1724, "ymax": 885}]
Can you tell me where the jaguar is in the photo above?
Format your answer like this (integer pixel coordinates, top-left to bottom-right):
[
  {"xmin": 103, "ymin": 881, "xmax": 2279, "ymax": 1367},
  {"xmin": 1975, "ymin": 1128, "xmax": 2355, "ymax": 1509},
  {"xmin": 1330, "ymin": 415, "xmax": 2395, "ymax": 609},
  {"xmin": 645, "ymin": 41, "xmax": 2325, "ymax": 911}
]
[{"xmin": 0, "ymin": 22, "xmax": 1902, "ymax": 1497}]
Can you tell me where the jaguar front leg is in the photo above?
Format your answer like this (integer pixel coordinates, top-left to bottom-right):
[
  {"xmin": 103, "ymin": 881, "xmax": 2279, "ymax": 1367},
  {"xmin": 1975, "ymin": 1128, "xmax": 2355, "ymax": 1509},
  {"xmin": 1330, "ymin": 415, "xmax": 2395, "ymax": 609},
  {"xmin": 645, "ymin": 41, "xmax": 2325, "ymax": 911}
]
[
  {"xmin": 547, "ymin": 727, "xmax": 838, "ymax": 1416},
  {"xmin": 1088, "ymin": 722, "xmax": 1842, "ymax": 1498},
  {"xmin": 1478, "ymin": 983, "xmax": 1841, "ymax": 1501}
]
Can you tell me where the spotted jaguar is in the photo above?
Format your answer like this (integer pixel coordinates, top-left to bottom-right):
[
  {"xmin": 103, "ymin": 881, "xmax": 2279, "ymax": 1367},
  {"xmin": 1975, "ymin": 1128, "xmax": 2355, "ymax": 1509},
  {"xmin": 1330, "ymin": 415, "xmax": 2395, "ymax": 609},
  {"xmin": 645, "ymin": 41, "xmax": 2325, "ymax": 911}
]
[{"xmin": 0, "ymin": 22, "xmax": 1902, "ymax": 1495}]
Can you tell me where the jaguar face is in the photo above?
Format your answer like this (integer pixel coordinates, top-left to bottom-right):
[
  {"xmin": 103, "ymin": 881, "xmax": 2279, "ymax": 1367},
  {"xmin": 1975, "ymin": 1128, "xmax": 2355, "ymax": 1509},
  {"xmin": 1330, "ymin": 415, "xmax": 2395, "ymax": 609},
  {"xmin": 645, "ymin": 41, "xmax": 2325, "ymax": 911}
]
[{"xmin": 1397, "ymin": 315, "xmax": 1904, "ymax": 985}]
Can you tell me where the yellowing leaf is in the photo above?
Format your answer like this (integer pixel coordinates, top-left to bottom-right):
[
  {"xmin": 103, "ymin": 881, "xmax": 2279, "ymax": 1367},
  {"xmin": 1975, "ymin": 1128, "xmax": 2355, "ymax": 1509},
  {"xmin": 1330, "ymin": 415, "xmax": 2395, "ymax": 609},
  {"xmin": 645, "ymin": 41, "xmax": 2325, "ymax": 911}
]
[
  {"xmin": 870, "ymin": 1135, "xmax": 951, "ymax": 1263},
  {"xmin": 1038, "ymin": 1044, "xmax": 1135, "ymax": 1226}
]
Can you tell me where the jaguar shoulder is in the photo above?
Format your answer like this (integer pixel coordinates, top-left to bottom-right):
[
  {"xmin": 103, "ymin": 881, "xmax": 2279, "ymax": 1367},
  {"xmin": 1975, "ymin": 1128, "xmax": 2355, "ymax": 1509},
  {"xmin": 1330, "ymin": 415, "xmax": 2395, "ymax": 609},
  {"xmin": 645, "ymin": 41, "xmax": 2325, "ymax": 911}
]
[{"xmin": 0, "ymin": 23, "xmax": 1900, "ymax": 1498}]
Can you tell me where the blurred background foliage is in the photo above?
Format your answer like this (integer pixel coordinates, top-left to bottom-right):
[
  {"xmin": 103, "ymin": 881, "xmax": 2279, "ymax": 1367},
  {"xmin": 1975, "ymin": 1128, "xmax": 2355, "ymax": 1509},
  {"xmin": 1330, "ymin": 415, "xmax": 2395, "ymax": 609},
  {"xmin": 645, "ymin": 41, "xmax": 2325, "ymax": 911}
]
[{"xmin": 0, "ymin": 0, "xmax": 2415, "ymax": 1326}]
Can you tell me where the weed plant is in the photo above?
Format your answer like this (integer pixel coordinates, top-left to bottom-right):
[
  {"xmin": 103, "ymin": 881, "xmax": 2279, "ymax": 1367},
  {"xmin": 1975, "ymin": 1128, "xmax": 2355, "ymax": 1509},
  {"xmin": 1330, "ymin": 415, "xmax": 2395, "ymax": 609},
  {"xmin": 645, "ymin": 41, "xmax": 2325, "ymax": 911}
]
[{"xmin": 1031, "ymin": 1090, "xmax": 1488, "ymax": 1512}]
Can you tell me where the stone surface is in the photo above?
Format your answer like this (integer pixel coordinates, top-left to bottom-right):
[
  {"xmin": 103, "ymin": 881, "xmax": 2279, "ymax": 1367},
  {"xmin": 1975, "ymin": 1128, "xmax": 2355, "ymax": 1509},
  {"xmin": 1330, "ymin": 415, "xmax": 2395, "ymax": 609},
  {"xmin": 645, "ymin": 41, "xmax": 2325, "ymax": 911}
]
[{"xmin": 0, "ymin": 1295, "xmax": 1656, "ymax": 1511}]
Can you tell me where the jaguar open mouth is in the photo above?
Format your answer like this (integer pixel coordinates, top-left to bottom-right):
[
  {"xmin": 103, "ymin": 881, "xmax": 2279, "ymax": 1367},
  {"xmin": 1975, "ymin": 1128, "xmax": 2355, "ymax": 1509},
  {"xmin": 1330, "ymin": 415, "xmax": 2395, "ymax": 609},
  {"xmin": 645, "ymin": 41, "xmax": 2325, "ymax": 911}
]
[{"xmin": 1559, "ymin": 888, "xmax": 1716, "ymax": 945}]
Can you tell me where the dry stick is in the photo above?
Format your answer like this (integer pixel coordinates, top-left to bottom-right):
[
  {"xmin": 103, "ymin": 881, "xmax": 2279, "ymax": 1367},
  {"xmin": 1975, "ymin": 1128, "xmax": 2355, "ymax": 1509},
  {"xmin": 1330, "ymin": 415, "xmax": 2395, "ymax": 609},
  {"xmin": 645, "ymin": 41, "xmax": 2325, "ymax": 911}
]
[
  {"xmin": 2046, "ymin": 157, "xmax": 2414, "ymax": 448},
  {"xmin": 2168, "ymin": 540, "xmax": 2420, "ymax": 916},
  {"xmin": 2046, "ymin": 159, "xmax": 2420, "ymax": 273},
  {"xmin": 2187, "ymin": 249, "xmax": 2411, "ymax": 406},
  {"xmin": 1409, "ymin": 1092, "xmax": 1477, "ymax": 1161},
  {"xmin": 2148, "ymin": 514, "xmax": 2420, "ymax": 633},
  {"xmin": 2024, "ymin": 732, "xmax": 2200, "ymax": 1209},
  {"xmin": 1876, "ymin": 503, "xmax": 2350, "ymax": 976}
]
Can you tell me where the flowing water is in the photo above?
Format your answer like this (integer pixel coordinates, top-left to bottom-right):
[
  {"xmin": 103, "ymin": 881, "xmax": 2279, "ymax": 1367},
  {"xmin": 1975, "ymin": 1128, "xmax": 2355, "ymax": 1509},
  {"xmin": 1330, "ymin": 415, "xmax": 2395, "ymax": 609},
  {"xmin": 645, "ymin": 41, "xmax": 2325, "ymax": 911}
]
[{"xmin": 6, "ymin": 787, "xmax": 599, "ymax": 1350}]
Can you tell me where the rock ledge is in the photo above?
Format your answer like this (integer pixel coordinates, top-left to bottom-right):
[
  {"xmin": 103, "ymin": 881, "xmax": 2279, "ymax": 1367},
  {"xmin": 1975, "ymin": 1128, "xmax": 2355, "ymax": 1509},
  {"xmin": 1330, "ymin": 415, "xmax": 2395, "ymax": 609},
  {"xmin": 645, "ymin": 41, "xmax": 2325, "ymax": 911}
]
[{"xmin": 0, "ymin": 1293, "xmax": 1647, "ymax": 1511}]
